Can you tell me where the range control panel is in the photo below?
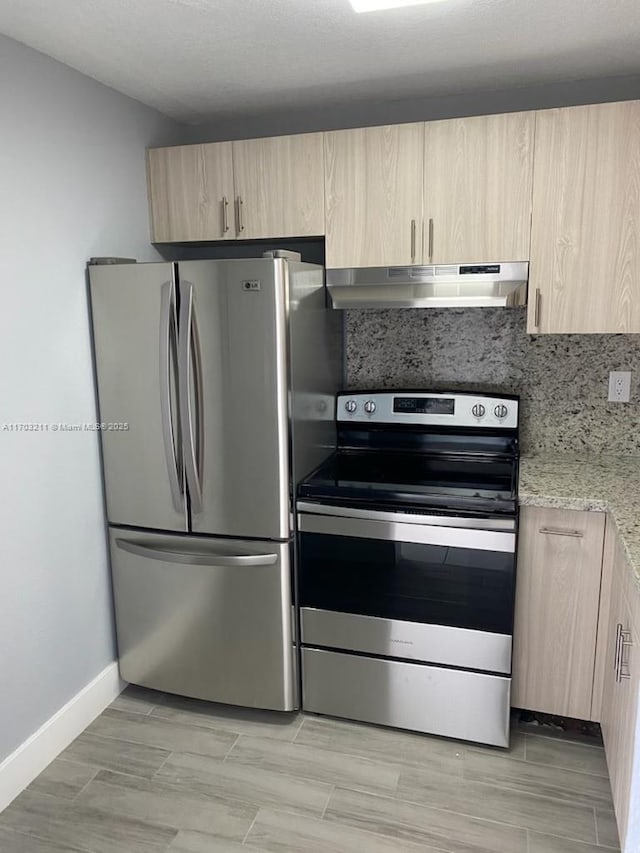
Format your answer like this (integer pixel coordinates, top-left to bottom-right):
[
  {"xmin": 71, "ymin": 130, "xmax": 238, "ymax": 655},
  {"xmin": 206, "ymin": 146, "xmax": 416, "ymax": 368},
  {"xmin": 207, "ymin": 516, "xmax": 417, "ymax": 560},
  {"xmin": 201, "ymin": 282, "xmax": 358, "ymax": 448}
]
[{"xmin": 338, "ymin": 392, "xmax": 518, "ymax": 429}]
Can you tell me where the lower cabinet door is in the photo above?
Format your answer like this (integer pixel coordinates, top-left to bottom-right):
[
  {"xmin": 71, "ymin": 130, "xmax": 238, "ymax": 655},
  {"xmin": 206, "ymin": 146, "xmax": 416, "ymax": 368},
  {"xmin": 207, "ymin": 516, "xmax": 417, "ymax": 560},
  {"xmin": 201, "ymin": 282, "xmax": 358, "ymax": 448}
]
[
  {"xmin": 601, "ymin": 538, "xmax": 640, "ymax": 851},
  {"xmin": 109, "ymin": 529, "xmax": 296, "ymax": 711},
  {"xmin": 512, "ymin": 507, "xmax": 605, "ymax": 718}
]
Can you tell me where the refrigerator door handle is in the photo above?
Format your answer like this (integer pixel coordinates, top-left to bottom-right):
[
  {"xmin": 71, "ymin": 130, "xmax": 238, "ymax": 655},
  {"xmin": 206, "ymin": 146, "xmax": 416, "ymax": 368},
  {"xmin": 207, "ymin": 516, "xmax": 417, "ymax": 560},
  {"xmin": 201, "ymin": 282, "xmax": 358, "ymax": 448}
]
[
  {"xmin": 178, "ymin": 281, "xmax": 203, "ymax": 514},
  {"xmin": 115, "ymin": 538, "xmax": 278, "ymax": 567},
  {"xmin": 159, "ymin": 280, "xmax": 183, "ymax": 513}
]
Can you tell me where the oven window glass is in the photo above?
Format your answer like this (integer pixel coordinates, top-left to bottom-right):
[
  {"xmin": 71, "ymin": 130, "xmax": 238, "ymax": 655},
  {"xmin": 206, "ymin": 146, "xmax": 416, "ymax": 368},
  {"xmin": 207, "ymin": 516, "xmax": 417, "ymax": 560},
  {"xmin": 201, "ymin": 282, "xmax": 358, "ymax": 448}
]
[{"xmin": 299, "ymin": 531, "xmax": 515, "ymax": 635}]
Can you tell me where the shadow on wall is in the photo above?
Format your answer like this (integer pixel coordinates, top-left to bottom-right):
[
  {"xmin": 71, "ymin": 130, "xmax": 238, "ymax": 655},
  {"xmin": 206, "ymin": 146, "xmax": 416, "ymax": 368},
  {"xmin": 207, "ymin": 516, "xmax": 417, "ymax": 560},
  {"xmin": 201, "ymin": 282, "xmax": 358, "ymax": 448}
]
[
  {"xmin": 345, "ymin": 307, "xmax": 640, "ymax": 456},
  {"xmin": 155, "ymin": 237, "xmax": 325, "ymax": 266}
]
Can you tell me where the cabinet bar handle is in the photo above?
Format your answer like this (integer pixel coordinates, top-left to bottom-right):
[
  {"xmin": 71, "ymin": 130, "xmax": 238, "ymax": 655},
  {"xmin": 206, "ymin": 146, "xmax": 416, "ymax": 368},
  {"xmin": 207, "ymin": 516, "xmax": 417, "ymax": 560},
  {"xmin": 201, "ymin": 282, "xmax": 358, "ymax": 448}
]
[
  {"xmin": 410, "ymin": 219, "xmax": 416, "ymax": 263},
  {"xmin": 534, "ymin": 287, "xmax": 541, "ymax": 329},
  {"xmin": 222, "ymin": 196, "xmax": 229, "ymax": 233},
  {"xmin": 428, "ymin": 218, "xmax": 434, "ymax": 262},
  {"xmin": 236, "ymin": 196, "xmax": 245, "ymax": 233},
  {"xmin": 615, "ymin": 623, "xmax": 623, "ymax": 681},
  {"xmin": 538, "ymin": 526, "xmax": 583, "ymax": 538},
  {"xmin": 620, "ymin": 628, "xmax": 633, "ymax": 682}
]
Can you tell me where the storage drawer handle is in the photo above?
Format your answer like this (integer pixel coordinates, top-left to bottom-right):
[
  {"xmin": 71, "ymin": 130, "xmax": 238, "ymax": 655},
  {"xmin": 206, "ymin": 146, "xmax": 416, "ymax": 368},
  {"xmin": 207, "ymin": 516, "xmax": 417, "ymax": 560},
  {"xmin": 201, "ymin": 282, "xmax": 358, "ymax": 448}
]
[
  {"xmin": 115, "ymin": 538, "xmax": 278, "ymax": 567},
  {"xmin": 538, "ymin": 527, "xmax": 583, "ymax": 538}
]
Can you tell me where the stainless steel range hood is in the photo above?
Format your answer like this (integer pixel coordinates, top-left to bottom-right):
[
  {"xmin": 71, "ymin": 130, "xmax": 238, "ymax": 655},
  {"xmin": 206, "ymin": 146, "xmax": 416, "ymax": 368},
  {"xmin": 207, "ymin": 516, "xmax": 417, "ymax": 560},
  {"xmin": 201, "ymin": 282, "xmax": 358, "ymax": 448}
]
[{"xmin": 326, "ymin": 262, "xmax": 529, "ymax": 309}]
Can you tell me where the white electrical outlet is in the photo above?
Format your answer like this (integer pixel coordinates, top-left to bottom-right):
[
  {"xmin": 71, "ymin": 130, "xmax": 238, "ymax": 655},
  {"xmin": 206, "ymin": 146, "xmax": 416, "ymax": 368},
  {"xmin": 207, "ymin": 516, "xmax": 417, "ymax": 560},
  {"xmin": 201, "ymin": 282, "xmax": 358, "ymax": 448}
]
[{"xmin": 608, "ymin": 371, "xmax": 632, "ymax": 403}]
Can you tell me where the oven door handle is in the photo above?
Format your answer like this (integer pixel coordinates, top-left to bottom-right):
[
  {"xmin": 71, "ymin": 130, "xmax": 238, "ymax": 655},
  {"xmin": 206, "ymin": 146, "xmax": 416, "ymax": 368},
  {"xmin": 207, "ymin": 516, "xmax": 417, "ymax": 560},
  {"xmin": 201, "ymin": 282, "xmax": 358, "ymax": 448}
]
[{"xmin": 297, "ymin": 511, "xmax": 516, "ymax": 553}]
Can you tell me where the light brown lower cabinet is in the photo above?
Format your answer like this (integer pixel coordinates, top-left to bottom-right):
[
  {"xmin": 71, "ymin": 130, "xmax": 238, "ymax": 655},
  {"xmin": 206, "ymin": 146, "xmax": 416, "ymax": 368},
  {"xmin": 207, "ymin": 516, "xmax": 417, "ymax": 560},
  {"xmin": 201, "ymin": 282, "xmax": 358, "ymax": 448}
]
[
  {"xmin": 514, "ymin": 507, "xmax": 640, "ymax": 851},
  {"xmin": 512, "ymin": 506, "xmax": 606, "ymax": 719},
  {"xmin": 600, "ymin": 527, "xmax": 640, "ymax": 851}
]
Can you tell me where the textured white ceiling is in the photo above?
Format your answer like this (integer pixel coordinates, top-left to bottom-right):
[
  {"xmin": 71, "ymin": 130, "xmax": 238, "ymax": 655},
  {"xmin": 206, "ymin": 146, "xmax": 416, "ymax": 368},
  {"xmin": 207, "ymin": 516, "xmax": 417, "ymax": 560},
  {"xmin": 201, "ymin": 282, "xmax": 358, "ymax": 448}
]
[{"xmin": 1, "ymin": 0, "xmax": 639, "ymax": 124}]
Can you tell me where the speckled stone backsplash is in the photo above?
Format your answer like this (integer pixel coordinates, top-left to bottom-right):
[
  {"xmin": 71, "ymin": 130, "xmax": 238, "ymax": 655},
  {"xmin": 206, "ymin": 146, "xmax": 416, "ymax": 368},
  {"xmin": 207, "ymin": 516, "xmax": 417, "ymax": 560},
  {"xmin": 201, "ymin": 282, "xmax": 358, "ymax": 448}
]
[{"xmin": 345, "ymin": 307, "xmax": 640, "ymax": 455}]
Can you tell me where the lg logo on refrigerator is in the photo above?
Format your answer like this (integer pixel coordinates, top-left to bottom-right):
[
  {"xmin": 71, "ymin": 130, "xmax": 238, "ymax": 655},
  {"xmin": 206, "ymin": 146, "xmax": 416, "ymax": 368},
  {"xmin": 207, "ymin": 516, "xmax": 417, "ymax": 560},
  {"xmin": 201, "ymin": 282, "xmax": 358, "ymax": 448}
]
[{"xmin": 242, "ymin": 280, "xmax": 261, "ymax": 292}]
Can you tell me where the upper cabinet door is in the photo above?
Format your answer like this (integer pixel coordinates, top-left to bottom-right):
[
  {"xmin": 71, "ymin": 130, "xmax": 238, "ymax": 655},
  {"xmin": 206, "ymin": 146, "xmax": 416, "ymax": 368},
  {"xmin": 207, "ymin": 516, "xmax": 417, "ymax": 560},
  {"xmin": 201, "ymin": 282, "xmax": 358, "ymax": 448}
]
[
  {"xmin": 529, "ymin": 102, "xmax": 640, "ymax": 333},
  {"xmin": 147, "ymin": 142, "xmax": 235, "ymax": 242},
  {"xmin": 423, "ymin": 112, "xmax": 534, "ymax": 265},
  {"xmin": 232, "ymin": 133, "xmax": 325, "ymax": 239},
  {"xmin": 324, "ymin": 123, "xmax": 424, "ymax": 268}
]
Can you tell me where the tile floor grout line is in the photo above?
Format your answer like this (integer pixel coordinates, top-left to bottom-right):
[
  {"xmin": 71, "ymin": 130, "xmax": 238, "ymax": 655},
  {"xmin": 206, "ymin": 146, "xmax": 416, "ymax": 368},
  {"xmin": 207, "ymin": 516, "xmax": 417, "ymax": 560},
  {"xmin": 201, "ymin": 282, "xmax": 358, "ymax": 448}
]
[
  {"xmin": 319, "ymin": 785, "xmax": 335, "ymax": 820},
  {"xmin": 517, "ymin": 759, "xmax": 610, "ymax": 780},
  {"xmin": 522, "ymin": 730, "xmax": 606, "ymax": 751},
  {"xmin": 392, "ymin": 790, "xmax": 601, "ymax": 847},
  {"xmin": 223, "ymin": 733, "xmax": 242, "ymax": 761},
  {"xmin": 406, "ymin": 760, "xmax": 614, "ymax": 813},
  {"xmin": 70, "ymin": 767, "xmax": 100, "ymax": 802},
  {"xmin": 152, "ymin": 750, "xmax": 175, "ymax": 778},
  {"xmin": 593, "ymin": 804, "xmax": 602, "ymax": 847},
  {"xmin": 292, "ymin": 713, "xmax": 306, "ymax": 739},
  {"xmin": 140, "ymin": 706, "xmax": 300, "ymax": 742},
  {"xmin": 241, "ymin": 810, "xmax": 259, "ymax": 845},
  {"xmin": 351, "ymin": 784, "xmax": 601, "ymax": 848},
  {"xmin": 245, "ymin": 803, "xmax": 454, "ymax": 853},
  {"xmin": 320, "ymin": 792, "xmax": 526, "ymax": 853}
]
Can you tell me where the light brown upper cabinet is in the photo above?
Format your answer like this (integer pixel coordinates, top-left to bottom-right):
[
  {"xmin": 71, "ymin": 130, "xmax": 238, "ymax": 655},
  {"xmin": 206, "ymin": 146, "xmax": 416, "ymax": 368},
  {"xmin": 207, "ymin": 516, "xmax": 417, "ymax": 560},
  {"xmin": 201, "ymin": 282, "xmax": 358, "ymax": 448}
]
[
  {"xmin": 147, "ymin": 142, "xmax": 235, "ymax": 242},
  {"xmin": 324, "ymin": 123, "xmax": 424, "ymax": 268},
  {"xmin": 512, "ymin": 506, "xmax": 605, "ymax": 720},
  {"xmin": 232, "ymin": 133, "xmax": 325, "ymax": 240},
  {"xmin": 423, "ymin": 112, "xmax": 535, "ymax": 265},
  {"xmin": 529, "ymin": 101, "xmax": 640, "ymax": 333},
  {"xmin": 147, "ymin": 133, "xmax": 324, "ymax": 242}
]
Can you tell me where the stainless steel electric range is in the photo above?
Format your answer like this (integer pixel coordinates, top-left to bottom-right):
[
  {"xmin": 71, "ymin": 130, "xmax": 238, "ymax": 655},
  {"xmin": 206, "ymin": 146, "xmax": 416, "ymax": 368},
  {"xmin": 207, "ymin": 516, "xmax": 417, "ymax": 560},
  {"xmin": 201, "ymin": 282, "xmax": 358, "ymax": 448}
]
[{"xmin": 296, "ymin": 391, "xmax": 519, "ymax": 748}]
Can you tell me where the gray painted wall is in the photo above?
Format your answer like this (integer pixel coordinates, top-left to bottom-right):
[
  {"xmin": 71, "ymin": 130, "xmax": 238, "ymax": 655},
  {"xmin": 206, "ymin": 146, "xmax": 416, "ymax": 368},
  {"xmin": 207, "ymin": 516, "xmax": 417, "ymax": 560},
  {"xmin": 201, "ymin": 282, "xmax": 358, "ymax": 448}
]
[
  {"xmin": 184, "ymin": 73, "xmax": 640, "ymax": 142},
  {"xmin": 0, "ymin": 35, "xmax": 180, "ymax": 763},
  {"xmin": 346, "ymin": 308, "xmax": 640, "ymax": 456}
]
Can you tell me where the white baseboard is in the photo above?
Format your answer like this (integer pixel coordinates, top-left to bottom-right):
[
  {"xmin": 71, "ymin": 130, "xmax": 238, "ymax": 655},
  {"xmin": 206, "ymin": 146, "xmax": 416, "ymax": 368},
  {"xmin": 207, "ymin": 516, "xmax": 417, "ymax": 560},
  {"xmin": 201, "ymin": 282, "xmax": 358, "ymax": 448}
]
[{"xmin": 0, "ymin": 662, "xmax": 125, "ymax": 813}]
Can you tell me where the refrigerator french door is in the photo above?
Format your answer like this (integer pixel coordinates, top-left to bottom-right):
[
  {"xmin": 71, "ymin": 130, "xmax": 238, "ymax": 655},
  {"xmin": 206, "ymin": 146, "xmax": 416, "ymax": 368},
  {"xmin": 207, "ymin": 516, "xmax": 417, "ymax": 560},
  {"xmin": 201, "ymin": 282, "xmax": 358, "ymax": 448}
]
[{"xmin": 89, "ymin": 258, "xmax": 312, "ymax": 710}]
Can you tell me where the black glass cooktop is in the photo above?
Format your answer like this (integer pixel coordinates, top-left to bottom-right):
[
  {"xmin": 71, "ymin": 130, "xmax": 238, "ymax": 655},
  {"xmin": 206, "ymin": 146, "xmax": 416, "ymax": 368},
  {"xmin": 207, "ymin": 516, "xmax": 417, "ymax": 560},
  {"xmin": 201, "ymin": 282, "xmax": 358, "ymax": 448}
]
[{"xmin": 298, "ymin": 449, "xmax": 518, "ymax": 514}]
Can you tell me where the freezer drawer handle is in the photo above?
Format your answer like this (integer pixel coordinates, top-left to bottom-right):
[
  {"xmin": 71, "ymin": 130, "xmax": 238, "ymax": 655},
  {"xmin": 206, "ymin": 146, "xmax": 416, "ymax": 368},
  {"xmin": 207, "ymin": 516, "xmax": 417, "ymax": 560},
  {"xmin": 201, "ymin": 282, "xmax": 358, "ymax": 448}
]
[{"xmin": 115, "ymin": 538, "xmax": 278, "ymax": 567}]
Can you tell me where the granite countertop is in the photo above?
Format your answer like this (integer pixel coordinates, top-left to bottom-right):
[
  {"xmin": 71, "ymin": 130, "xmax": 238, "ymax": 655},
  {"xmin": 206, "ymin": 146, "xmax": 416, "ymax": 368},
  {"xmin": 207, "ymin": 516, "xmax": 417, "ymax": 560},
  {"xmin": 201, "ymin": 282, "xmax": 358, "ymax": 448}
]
[{"xmin": 519, "ymin": 454, "xmax": 640, "ymax": 584}]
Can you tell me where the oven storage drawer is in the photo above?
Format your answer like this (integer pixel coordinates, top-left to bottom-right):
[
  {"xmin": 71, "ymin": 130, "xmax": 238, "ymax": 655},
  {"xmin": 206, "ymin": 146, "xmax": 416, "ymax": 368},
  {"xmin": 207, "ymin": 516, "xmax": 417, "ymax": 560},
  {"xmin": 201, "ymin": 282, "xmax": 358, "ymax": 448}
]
[
  {"xmin": 302, "ymin": 648, "xmax": 511, "ymax": 747},
  {"xmin": 301, "ymin": 607, "xmax": 511, "ymax": 674}
]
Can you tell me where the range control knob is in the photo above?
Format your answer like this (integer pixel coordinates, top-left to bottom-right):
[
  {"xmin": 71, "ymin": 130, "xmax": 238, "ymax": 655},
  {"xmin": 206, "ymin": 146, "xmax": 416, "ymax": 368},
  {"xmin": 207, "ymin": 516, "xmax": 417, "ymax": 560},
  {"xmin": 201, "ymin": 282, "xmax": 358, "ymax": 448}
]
[
  {"xmin": 344, "ymin": 399, "xmax": 358, "ymax": 414},
  {"xmin": 494, "ymin": 404, "xmax": 509, "ymax": 420},
  {"xmin": 364, "ymin": 400, "xmax": 377, "ymax": 414},
  {"xmin": 471, "ymin": 403, "xmax": 486, "ymax": 418}
]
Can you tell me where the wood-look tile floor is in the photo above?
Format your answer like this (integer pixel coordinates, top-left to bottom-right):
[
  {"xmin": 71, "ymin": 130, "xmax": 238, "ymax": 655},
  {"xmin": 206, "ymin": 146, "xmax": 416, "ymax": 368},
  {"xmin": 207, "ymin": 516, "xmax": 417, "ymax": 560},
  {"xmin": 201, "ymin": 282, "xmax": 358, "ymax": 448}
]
[{"xmin": 0, "ymin": 686, "xmax": 620, "ymax": 853}]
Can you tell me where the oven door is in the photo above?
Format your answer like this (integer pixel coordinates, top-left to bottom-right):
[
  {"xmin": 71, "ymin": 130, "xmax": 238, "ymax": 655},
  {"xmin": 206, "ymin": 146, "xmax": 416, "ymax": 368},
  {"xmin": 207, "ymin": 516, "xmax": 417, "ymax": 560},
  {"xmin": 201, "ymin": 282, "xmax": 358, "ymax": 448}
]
[{"xmin": 297, "ymin": 503, "xmax": 516, "ymax": 675}]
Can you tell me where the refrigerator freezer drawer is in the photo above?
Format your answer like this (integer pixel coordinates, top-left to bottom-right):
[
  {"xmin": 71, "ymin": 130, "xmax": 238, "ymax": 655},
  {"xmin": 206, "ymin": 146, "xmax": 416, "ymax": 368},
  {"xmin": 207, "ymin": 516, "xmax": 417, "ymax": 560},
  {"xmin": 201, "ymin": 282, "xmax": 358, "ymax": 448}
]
[
  {"xmin": 302, "ymin": 647, "xmax": 510, "ymax": 747},
  {"xmin": 109, "ymin": 529, "xmax": 297, "ymax": 711}
]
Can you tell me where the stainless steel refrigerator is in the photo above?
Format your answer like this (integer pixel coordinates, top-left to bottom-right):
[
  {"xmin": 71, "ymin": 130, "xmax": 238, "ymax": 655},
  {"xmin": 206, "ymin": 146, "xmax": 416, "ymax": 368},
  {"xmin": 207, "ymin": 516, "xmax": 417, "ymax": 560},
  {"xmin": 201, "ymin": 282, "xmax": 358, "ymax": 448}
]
[{"xmin": 88, "ymin": 256, "xmax": 342, "ymax": 711}]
